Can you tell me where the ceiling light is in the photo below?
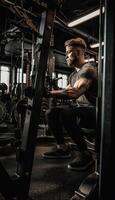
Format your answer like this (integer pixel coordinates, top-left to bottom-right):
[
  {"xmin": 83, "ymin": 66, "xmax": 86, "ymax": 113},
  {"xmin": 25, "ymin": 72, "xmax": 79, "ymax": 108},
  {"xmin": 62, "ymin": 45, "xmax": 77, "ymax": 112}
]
[
  {"xmin": 68, "ymin": 7, "xmax": 104, "ymax": 27},
  {"xmin": 90, "ymin": 41, "xmax": 104, "ymax": 48},
  {"xmin": 85, "ymin": 58, "xmax": 95, "ymax": 62}
]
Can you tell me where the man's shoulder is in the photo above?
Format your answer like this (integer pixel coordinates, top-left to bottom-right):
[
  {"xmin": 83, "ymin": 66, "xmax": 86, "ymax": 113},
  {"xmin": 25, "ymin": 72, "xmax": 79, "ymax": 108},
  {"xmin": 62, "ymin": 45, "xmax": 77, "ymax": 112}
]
[
  {"xmin": 79, "ymin": 62, "xmax": 97, "ymax": 79},
  {"xmin": 82, "ymin": 62, "xmax": 96, "ymax": 69},
  {"xmin": 81, "ymin": 62, "xmax": 97, "ymax": 73}
]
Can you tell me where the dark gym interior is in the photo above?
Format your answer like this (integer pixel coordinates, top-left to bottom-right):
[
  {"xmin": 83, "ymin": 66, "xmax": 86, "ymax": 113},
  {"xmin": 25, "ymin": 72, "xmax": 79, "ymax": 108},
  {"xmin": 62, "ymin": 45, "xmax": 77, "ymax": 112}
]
[{"xmin": 0, "ymin": 0, "xmax": 115, "ymax": 200}]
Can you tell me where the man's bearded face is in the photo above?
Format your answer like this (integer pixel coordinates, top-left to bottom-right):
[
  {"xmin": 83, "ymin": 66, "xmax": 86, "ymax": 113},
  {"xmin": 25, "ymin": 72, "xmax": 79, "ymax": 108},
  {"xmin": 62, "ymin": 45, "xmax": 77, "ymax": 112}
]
[{"xmin": 65, "ymin": 46, "xmax": 79, "ymax": 67}]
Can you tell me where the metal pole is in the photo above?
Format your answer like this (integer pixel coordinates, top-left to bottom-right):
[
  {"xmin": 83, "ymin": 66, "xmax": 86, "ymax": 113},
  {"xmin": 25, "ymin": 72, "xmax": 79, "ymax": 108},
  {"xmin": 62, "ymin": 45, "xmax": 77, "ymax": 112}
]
[
  {"xmin": 95, "ymin": 0, "xmax": 104, "ymax": 172},
  {"xmin": 21, "ymin": 33, "xmax": 24, "ymax": 99},
  {"xmin": 99, "ymin": 0, "xmax": 115, "ymax": 199},
  {"xmin": 30, "ymin": 34, "xmax": 35, "ymax": 86},
  {"xmin": 16, "ymin": 8, "xmax": 56, "ymax": 200}
]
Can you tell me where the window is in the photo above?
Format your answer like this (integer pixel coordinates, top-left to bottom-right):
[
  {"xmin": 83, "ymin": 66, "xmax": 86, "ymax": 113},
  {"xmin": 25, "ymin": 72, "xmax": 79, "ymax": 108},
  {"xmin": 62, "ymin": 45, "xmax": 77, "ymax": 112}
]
[
  {"xmin": 57, "ymin": 73, "xmax": 68, "ymax": 89},
  {"xmin": 17, "ymin": 68, "xmax": 26, "ymax": 84},
  {"xmin": 0, "ymin": 66, "xmax": 10, "ymax": 91}
]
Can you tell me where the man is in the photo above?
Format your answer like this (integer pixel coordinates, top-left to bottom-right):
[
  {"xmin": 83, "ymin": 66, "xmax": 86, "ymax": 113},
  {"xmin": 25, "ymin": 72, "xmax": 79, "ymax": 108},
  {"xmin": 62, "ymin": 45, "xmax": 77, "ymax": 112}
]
[{"xmin": 42, "ymin": 37, "xmax": 97, "ymax": 170}]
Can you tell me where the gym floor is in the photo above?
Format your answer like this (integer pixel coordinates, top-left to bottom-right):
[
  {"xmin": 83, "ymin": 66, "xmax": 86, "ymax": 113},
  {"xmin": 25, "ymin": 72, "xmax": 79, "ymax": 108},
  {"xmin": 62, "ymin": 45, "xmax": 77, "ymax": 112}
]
[{"xmin": 0, "ymin": 132, "xmax": 95, "ymax": 200}]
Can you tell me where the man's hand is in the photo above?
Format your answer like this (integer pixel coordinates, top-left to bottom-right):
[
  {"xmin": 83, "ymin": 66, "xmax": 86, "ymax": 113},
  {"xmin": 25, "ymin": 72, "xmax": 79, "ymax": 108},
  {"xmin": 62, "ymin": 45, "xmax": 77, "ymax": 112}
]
[{"xmin": 44, "ymin": 78, "xmax": 91, "ymax": 99}]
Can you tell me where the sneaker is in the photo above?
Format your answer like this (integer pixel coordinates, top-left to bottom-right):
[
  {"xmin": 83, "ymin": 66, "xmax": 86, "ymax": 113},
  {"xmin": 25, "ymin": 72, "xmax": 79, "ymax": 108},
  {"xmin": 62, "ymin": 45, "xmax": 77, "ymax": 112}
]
[
  {"xmin": 68, "ymin": 150, "xmax": 94, "ymax": 171},
  {"xmin": 42, "ymin": 147, "xmax": 71, "ymax": 159}
]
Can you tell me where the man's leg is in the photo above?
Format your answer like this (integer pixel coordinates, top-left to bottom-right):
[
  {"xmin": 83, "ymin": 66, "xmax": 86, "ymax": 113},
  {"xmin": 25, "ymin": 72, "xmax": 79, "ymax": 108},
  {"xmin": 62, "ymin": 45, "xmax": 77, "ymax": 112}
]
[
  {"xmin": 46, "ymin": 107, "xmax": 65, "ymax": 144},
  {"xmin": 61, "ymin": 106, "xmax": 96, "ymax": 170},
  {"xmin": 61, "ymin": 106, "xmax": 87, "ymax": 151},
  {"xmin": 42, "ymin": 107, "xmax": 71, "ymax": 158}
]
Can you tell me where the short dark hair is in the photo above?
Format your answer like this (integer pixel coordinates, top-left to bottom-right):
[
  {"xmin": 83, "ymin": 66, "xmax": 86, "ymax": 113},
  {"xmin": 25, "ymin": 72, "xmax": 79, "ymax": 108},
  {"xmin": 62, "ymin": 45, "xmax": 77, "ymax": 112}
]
[{"xmin": 64, "ymin": 37, "xmax": 87, "ymax": 50}]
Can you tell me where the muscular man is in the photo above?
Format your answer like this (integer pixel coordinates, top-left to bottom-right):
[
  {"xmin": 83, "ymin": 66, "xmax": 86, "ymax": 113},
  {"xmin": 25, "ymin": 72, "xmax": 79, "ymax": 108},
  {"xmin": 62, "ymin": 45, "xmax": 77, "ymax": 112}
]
[{"xmin": 42, "ymin": 37, "xmax": 97, "ymax": 170}]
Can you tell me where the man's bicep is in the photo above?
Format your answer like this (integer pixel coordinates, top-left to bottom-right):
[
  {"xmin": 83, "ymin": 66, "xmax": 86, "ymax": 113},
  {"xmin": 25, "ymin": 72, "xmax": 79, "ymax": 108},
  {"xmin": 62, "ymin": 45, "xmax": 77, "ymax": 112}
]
[{"xmin": 73, "ymin": 78, "xmax": 92, "ymax": 90}]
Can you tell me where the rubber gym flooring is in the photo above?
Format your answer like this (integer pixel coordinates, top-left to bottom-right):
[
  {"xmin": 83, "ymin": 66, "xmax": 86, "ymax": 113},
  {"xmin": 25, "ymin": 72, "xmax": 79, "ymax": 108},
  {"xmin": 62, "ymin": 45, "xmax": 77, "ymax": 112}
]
[{"xmin": 0, "ymin": 131, "xmax": 95, "ymax": 200}]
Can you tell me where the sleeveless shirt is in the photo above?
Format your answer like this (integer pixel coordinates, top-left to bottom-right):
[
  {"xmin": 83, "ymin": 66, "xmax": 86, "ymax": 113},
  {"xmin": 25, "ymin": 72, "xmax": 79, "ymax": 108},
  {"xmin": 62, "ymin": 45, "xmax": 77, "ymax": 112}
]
[{"xmin": 68, "ymin": 63, "xmax": 98, "ymax": 106}]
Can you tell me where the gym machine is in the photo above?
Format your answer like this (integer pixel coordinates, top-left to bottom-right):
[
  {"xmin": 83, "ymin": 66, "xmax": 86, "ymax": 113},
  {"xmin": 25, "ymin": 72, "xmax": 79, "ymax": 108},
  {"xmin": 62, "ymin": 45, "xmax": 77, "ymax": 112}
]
[
  {"xmin": 70, "ymin": 0, "xmax": 115, "ymax": 199},
  {"xmin": 0, "ymin": 1, "xmax": 63, "ymax": 199}
]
